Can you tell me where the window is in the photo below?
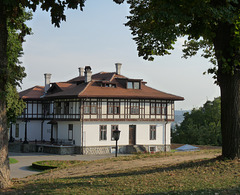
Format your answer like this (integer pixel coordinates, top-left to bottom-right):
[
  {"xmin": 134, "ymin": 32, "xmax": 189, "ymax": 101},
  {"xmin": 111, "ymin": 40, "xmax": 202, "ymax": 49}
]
[
  {"xmin": 127, "ymin": 81, "xmax": 140, "ymax": 89},
  {"xmin": 149, "ymin": 146, "xmax": 156, "ymax": 153},
  {"xmin": 99, "ymin": 125, "xmax": 107, "ymax": 140},
  {"xmin": 108, "ymin": 102, "xmax": 120, "ymax": 114},
  {"xmin": 105, "ymin": 83, "xmax": 116, "ymax": 88},
  {"xmin": 108, "ymin": 102, "xmax": 114, "ymax": 114},
  {"xmin": 56, "ymin": 102, "xmax": 61, "ymax": 114},
  {"xmin": 162, "ymin": 104, "xmax": 167, "ymax": 115},
  {"xmin": 64, "ymin": 102, "xmax": 69, "ymax": 115},
  {"xmin": 150, "ymin": 125, "xmax": 156, "ymax": 140},
  {"xmin": 68, "ymin": 124, "xmax": 73, "ymax": 141},
  {"xmin": 127, "ymin": 82, "xmax": 133, "ymax": 89},
  {"xmin": 84, "ymin": 101, "xmax": 97, "ymax": 114},
  {"xmin": 156, "ymin": 103, "xmax": 161, "ymax": 114},
  {"xmin": 150, "ymin": 103, "xmax": 155, "ymax": 114},
  {"xmin": 150, "ymin": 103, "xmax": 163, "ymax": 115},
  {"xmin": 111, "ymin": 125, "xmax": 118, "ymax": 141},
  {"xmin": 91, "ymin": 102, "xmax": 97, "ymax": 114},
  {"xmin": 15, "ymin": 124, "xmax": 19, "ymax": 138},
  {"xmin": 84, "ymin": 102, "xmax": 90, "ymax": 114},
  {"xmin": 43, "ymin": 103, "xmax": 50, "ymax": 115},
  {"xmin": 130, "ymin": 102, "xmax": 140, "ymax": 114},
  {"xmin": 133, "ymin": 82, "xmax": 140, "ymax": 89}
]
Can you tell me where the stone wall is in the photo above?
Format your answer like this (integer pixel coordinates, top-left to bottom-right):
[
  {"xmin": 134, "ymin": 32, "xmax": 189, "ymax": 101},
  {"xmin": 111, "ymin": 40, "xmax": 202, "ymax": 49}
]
[
  {"xmin": 40, "ymin": 145, "xmax": 76, "ymax": 155},
  {"xmin": 8, "ymin": 142, "xmax": 37, "ymax": 153},
  {"xmin": 82, "ymin": 144, "xmax": 171, "ymax": 155},
  {"xmin": 9, "ymin": 143, "xmax": 171, "ymax": 155}
]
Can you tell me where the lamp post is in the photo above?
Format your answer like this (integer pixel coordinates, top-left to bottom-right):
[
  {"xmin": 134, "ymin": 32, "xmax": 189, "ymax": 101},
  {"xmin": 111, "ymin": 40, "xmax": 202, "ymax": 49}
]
[
  {"xmin": 9, "ymin": 122, "xmax": 14, "ymax": 142},
  {"xmin": 23, "ymin": 108, "xmax": 29, "ymax": 144},
  {"xmin": 112, "ymin": 128, "xmax": 121, "ymax": 157}
]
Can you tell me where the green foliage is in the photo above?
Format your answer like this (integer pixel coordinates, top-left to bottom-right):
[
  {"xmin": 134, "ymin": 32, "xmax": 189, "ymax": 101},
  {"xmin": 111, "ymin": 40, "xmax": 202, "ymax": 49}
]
[
  {"xmin": 2, "ymin": 0, "xmax": 86, "ymax": 28},
  {"xmin": 6, "ymin": 83, "xmax": 25, "ymax": 124},
  {"xmin": 9, "ymin": 158, "xmax": 18, "ymax": 164},
  {"xmin": 6, "ymin": 8, "xmax": 31, "ymax": 87},
  {"xmin": 126, "ymin": 0, "xmax": 240, "ymax": 75},
  {"xmin": 5, "ymin": 8, "xmax": 32, "ymax": 124},
  {"xmin": 172, "ymin": 97, "xmax": 221, "ymax": 146}
]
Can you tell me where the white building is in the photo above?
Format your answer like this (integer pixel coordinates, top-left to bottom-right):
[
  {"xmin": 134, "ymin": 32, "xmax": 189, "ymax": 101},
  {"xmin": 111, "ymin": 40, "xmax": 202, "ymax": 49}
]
[{"xmin": 11, "ymin": 63, "xmax": 184, "ymax": 154}]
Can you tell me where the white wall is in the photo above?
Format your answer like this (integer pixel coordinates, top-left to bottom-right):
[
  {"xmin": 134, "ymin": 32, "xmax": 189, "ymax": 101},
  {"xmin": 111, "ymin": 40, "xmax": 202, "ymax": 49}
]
[
  {"xmin": 11, "ymin": 119, "xmax": 172, "ymax": 147},
  {"xmin": 57, "ymin": 121, "xmax": 82, "ymax": 145},
  {"xmin": 82, "ymin": 121, "xmax": 172, "ymax": 147},
  {"xmin": 13, "ymin": 120, "xmax": 51, "ymax": 141}
]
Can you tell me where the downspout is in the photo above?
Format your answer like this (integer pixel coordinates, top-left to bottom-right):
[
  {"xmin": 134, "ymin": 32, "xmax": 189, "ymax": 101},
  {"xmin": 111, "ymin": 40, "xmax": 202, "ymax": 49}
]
[
  {"xmin": 41, "ymin": 120, "xmax": 44, "ymax": 143},
  {"xmin": 51, "ymin": 101, "xmax": 55, "ymax": 144},
  {"xmin": 164, "ymin": 102, "xmax": 168, "ymax": 156},
  {"xmin": 80, "ymin": 99, "xmax": 84, "ymax": 154},
  {"xmin": 41, "ymin": 101, "xmax": 45, "ymax": 143}
]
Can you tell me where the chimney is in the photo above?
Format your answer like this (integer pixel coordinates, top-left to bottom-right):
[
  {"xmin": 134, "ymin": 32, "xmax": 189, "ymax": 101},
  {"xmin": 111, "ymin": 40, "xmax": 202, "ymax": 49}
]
[
  {"xmin": 44, "ymin": 73, "xmax": 52, "ymax": 94},
  {"xmin": 115, "ymin": 63, "xmax": 122, "ymax": 75},
  {"xmin": 78, "ymin": 67, "xmax": 84, "ymax": 76},
  {"xmin": 84, "ymin": 66, "xmax": 92, "ymax": 83}
]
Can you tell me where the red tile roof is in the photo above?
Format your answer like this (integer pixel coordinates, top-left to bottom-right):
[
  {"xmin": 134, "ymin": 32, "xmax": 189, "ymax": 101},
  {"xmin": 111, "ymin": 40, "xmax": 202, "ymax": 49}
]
[
  {"xmin": 19, "ymin": 86, "xmax": 45, "ymax": 100},
  {"xmin": 20, "ymin": 71, "xmax": 184, "ymax": 101}
]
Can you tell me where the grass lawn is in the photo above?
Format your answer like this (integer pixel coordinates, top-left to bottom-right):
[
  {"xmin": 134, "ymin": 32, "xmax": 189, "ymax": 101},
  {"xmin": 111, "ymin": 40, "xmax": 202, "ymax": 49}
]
[
  {"xmin": 32, "ymin": 160, "xmax": 85, "ymax": 170},
  {"xmin": 3, "ymin": 150, "xmax": 240, "ymax": 194},
  {"xmin": 9, "ymin": 158, "xmax": 18, "ymax": 164}
]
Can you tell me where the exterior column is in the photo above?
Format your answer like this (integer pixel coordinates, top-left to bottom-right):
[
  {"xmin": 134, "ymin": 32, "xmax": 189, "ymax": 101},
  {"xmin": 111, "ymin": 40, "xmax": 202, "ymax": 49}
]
[
  {"xmin": 9, "ymin": 123, "xmax": 14, "ymax": 142},
  {"xmin": 23, "ymin": 120, "xmax": 28, "ymax": 144},
  {"xmin": 50, "ymin": 124, "xmax": 54, "ymax": 144},
  {"xmin": 41, "ymin": 120, "xmax": 44, "ymax": 142}
]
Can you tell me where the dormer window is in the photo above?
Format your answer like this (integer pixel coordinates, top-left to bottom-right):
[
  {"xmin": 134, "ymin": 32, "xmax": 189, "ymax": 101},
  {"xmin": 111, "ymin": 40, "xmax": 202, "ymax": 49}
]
[
  {"xmin": 127, "ymin": 81, "xmax": 140, "ymax": 89},
  {"xmin": 127, "ymin": 82, "xmax": 133, "ymax": 89},
  {"xmin": 101, "ymin": 83, "xmax": 116, "ymax": 88},
  {"xmin": 133, "ymin": 82, "xmax": 140, "ymax": 89},
  {"xmin": 106, "ymin": 84, "xmax": 116, "ymax": 88}
]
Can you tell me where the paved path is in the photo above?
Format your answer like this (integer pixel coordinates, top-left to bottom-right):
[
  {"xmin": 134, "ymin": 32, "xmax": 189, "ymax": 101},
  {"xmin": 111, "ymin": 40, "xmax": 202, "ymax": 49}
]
[{"xmin": 9, "ymin": 152, "xmax": 121, "ymax": 179}]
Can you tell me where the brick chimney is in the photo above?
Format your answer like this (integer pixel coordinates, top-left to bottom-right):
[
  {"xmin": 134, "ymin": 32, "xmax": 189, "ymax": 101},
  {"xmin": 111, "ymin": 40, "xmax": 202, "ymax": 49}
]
[
  {"xmin": 115, "ymin": 63, "xmax": 122, "ymax": 75},
  {"xmin": 84, "ymin": 66, "xmax": 92, "ymax": 83},
  {"xmin": 44, "ymin": 73, "xmax": 51, "ymax": 94},
  {"xmin": 78, "ymin": 67, "xmax": 84, "ymax": 76}
]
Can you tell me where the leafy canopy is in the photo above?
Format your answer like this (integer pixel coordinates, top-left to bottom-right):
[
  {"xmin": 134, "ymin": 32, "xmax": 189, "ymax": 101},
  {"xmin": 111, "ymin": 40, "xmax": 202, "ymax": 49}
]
[
  {"xmin": 172, "ymin": 97, "xmax": 221, "ymax": 146},
  {"xmin": 5, "ymin": 8, "xmax": 32, "ymax": 124},
  {"xmin": 126, "ymin": 0, "xmax": 240, "ymax": 76}
]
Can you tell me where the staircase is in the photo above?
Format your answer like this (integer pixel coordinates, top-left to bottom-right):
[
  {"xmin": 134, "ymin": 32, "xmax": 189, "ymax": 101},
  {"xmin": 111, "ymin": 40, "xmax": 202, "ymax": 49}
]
[{"xmin": 126, "ymin": 145, "xmax": 147, "ymax": 153}]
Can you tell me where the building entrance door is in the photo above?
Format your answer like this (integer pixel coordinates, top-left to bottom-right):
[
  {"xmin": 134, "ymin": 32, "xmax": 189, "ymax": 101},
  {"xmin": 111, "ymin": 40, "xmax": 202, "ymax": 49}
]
[{"xmin": 129, "ymin": 125, "xmax": 136, "ymax": 145}]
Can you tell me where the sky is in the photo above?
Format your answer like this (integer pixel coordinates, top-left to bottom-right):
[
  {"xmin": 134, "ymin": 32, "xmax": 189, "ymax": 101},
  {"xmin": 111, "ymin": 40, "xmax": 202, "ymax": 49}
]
[{"xmin": 20, "ymin": 0, "xmax": 220, "ymax": 110}]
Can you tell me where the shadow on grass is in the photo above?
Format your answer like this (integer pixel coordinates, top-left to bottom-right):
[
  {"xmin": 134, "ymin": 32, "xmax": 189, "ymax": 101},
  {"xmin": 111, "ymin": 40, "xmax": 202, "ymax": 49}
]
[
  {"xmin": 5, "ymin": 156, "xmax": 238, "ymax": 194},
  {"xmin": 146, "ymin": 187, "xmax": 240, "ymax": 195},
  {"xmin": 69, "ymin": 156, "xmax": 222, "ymax": 180},
  {"xmin": 4, "ymin": 180, "xmax": 108, "ymax": 194}
]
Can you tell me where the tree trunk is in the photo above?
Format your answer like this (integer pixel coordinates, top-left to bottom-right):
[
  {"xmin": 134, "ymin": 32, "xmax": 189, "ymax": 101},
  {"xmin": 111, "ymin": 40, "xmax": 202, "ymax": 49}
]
[
  {"xmin": 214, "ymin": 21, "xmax": 240, "ymax": 159},
  {"xmin": 0, "ymin": 3, "xmax": 11, "ymax": 189},
  {"xmin": 219, "ymin": 72, "xmax": 240, "ymax": 159}
]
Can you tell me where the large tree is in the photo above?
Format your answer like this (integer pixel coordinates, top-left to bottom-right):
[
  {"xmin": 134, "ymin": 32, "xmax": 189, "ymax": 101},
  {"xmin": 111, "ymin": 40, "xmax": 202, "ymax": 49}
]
[
  {"xmin": 126, "ymin": 0, "xmax": 240, "ymax": 159},
  {"xmin": 172, "ymin": 97, "xmax": 221, "ymax": 146},
  {"xmin": 6, "ymin": 9, "xmax": 32, "ymax": 125},
  {"xmin": 0, "ymin": 0, "xmax": 124, "ymax": 189}
]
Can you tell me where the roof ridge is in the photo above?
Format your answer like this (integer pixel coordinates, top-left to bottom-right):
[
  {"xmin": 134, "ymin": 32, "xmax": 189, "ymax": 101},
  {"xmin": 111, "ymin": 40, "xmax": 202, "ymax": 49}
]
[
  {"xmin": 109, "ymin": 73, "xmax": 116, "ymax": 82},
  {"xmin": 78, "ymin": 81, "xmax": 92, "ymax": 97}
]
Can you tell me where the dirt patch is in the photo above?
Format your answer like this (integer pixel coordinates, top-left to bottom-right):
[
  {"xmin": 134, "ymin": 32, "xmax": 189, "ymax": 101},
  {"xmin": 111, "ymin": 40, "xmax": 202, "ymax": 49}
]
[{"xmin": 20, "ymin": 150, "xmax": 221, "ymax": 182}]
